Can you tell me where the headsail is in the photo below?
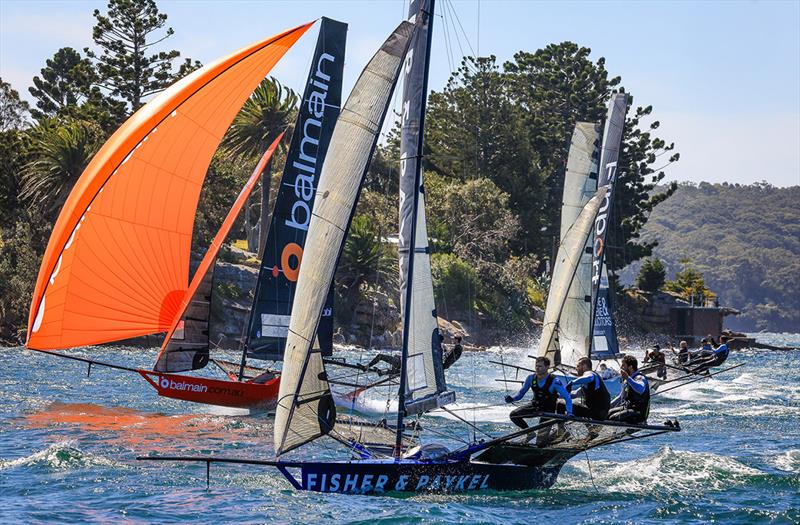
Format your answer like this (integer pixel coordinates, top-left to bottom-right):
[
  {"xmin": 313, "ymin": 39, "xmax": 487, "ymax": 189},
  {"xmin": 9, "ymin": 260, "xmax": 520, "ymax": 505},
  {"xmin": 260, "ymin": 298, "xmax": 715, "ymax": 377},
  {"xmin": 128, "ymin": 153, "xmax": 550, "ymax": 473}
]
[
  {"xmin": 590, "ymin": 93, "xmax": 628, "ymax": 359},
  {"xmin": 27, "ymin": 23, "xmax": 312, "ymax": 350},
  {"xmin": 274, "ymin": 21, "xmax": 414, "ymax": 456},
  {"xmin": 246, "ymin": 18, "xmax": 347, "ymax": 361},
  {"xmin": 538, "ymin": 187, "xmax": 609, "ymax": 365},
  {"xmin": 398, "ymin": 0, "xmax": 454, "ymax": 416},
  {"xmin": 154, "ymin": 134, "xmax": 284, "ymax": 372},
  {"xmin": 538, "ymin": 122, "xmax": 600, "ymax": 366}
]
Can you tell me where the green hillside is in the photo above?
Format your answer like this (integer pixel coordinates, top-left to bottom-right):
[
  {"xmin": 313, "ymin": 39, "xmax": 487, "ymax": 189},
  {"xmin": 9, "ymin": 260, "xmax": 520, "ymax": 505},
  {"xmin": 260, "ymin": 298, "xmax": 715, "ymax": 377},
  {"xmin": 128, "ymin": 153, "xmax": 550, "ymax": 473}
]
[{"xmin": 630, "ymin": 182, "xmax": 800, "ymax": 331}]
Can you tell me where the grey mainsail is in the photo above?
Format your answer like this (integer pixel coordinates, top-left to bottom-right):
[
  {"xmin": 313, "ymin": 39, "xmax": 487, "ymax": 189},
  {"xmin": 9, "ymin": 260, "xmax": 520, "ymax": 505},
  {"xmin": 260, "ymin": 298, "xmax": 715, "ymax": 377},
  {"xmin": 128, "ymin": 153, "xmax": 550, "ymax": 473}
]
[
  {"xmin": 590, "ymin": 93, "xmax": 628, "ymax": 359},
  {"xmin": 274, "ymin": 21, "xmax": 414, "ymax": 456},
  {"xmin": 398, "ymin": 0, "xmax": 454, "ymax": 416},
  {"xmin": 538, "ymin": 122, "xmax": 600, "ymax": 366},
  {"xmin": 538, "ymin": 187, "xmax": 609, "ymax": 364}
]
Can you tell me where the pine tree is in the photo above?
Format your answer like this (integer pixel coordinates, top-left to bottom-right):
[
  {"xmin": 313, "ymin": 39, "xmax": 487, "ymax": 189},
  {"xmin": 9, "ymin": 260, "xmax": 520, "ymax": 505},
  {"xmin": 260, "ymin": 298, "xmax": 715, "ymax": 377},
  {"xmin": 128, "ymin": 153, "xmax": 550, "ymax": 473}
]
[{"xmin": 86, "ymin": 0, "xmax": 200, "ymax": 113}]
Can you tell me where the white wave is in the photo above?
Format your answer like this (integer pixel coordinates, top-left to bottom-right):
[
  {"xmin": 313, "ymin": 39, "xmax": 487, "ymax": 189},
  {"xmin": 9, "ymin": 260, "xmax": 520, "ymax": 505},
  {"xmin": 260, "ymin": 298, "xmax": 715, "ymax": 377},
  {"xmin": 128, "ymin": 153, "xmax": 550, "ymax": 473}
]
[
  {"xmin": 0, "ymin": 441, "xmax": 121, "ymax": 471},
  {"xmin": 560, "ymin": 446, "xmax": 763, "ymax": 495},
  {"xmin": 771, "ymin": 449, "xmax": 800, "ymax": 473}
]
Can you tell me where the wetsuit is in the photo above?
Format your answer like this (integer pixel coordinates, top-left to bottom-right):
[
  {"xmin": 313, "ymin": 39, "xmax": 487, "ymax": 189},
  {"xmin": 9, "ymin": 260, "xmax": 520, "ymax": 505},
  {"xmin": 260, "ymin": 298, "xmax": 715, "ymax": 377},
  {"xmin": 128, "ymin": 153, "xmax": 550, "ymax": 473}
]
[
  {"xmin": 565, "ymin": 371, "xmax": 611, "ymax": 420},
  {"xmin": 507, "ymin": 373, "xmax": 572, "ymax": 429},
  {"xmin": 645, "ymin": 350, "xmax": 667, "ymax": 379},
  {"xmin": 608, "ymin": 370, "xmax": 650, "ymax": 423},
  {"xmin": 443, "ymin": 343, "xmax": 463, "ymax": 370},
  {"xmin": 365, "ymin": 354, "xmax": 401, "ymax": 375},
  {"xmin": 711, "ymin": 343, "xmax": 729, "ymax": 366}
]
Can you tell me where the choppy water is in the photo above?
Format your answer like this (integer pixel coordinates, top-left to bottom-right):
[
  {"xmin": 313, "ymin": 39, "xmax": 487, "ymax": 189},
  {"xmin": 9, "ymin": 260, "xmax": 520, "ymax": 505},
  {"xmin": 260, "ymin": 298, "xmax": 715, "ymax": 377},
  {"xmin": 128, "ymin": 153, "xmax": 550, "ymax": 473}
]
[{"xmin": 1, "ymin": 333, "xmax": 798, "ymax": 524}]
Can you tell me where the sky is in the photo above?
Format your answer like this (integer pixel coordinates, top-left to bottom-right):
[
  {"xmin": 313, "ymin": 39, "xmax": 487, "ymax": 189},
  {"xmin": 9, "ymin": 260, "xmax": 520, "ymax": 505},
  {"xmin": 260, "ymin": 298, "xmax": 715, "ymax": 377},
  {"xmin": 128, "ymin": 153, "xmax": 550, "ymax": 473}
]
[{"xmin": 1, "ymin": 0, "xmax": 798, "ymax": 187}]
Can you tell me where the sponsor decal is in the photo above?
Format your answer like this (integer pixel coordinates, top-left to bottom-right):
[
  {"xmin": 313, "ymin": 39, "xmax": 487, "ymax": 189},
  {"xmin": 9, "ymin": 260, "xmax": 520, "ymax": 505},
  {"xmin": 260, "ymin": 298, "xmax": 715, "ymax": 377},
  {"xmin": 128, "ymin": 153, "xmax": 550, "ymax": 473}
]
[
  {"xmin": 303, "ymin": 471, "xmax": 490, "ymax": 493},
  {"xmin": 156, "ymin": 376, "xmax": 245, "ymax": 397}
]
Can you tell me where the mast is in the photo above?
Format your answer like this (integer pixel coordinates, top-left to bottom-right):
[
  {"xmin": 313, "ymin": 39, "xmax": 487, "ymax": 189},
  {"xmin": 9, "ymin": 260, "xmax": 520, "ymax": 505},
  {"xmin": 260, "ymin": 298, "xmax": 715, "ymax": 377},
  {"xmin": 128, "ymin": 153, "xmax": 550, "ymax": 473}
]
[{"xmin": 395, "ymin": 0, "xmax": 438, "ymax": 457}]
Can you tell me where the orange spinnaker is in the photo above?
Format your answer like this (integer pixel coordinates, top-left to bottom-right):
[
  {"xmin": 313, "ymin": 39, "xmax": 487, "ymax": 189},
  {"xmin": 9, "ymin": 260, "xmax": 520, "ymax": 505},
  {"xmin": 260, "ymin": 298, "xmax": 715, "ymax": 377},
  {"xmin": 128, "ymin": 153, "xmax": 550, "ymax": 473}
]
[
  {"xmin": 27, "ymin": 22, "xmax": 314, "ymax": 350},
  {"xmin": 155, "ymin": 131, "xmax": 285, "ymax": 363}
]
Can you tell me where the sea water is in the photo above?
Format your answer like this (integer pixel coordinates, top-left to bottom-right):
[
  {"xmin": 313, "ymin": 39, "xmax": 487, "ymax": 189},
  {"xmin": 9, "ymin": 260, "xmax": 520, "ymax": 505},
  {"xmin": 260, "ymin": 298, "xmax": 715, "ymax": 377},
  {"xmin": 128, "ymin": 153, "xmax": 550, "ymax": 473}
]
[{"xmin": 1, "ymin": 334, "xmax": 798, "ymax": 524}]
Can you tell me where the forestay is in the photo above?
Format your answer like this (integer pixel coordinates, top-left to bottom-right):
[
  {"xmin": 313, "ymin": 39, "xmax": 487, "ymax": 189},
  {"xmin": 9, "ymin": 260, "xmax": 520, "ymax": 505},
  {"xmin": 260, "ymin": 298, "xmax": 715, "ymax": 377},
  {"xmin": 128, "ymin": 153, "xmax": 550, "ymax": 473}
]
[
  {"xmin": 398, "ymin": 0, "xmax": 454, "ymax": 415},
  {"xmin": 246, "ymin": 18, "xmax": 347, "ymax": 361},
  {"xmin": 539, "ymin": 122, "xmax": 600, "ymax": 366},
  {"xmin": 274, "ymin": 21, "xmax": 415, "ymax": 456}
]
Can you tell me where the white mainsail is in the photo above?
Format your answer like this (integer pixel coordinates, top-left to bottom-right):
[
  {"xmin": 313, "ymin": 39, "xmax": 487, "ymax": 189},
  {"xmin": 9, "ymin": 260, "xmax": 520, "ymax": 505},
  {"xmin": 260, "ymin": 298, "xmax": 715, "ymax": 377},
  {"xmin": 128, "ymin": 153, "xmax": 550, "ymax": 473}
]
[
  {"xmin": 274, "ymin": 21, "xmax": 414, "ymax": 456},
  {"xmin": 538, "ymin": 186, "xmax": 608, "ymax": 365},
  {"xmin": 538, "ymin": 122, "xmax": 600, "ymax": 366}
]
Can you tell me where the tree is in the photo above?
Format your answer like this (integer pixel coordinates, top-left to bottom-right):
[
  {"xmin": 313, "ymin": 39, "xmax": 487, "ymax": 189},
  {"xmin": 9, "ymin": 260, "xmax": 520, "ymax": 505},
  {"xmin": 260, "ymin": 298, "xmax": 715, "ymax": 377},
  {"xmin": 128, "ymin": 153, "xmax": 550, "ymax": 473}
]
[
  {"xmin": 336, "ymin": 215, "xmax": 396, "ymax": 318},
  {"xmin": 0, "ymin": 78, "xmax": 30, "ymax": 132},
  {"xmin": 20, "ymin": 118, "xmax": 104, "ymax": 219},
  {"xmin": 220, "ymin": 77, "xmax": 298, "ymax": 253},
  {"xmin": 504, "ymin": 42, "xmax": 620, "ymax": 246},
  {"xmin": 605, "ymin": 103, "xmax": 680, "ymax": 276},
  {"xmin": 28, "ymin": 48, "xmax": 95, "ymax": 119},
  {"xmin": 664, "ymin": 259, "xmax": 715, "ymax": 305},
  {"xmin": 28, "ymin": 48, "xmax": 126, "ymax": 133},
  {"xmin": 636, "ymin": 257, "xmax": 666, "ymax": 293},
  {"xmin": 425, "ymin": 56, "xmax": 541, "ymax": 253},
  {"xmin": 86, "ymin": 0, "xmax": 201, "ymax": 113}
]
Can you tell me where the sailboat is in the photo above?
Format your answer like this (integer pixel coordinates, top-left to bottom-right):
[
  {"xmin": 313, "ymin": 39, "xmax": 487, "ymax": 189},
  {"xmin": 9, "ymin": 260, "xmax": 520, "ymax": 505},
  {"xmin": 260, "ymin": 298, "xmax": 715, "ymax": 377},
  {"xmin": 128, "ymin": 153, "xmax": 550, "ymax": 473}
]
[
  {"xmin": 24, "ymin": 19, "xmax": 347, "ymax": 411},
  {"xmin": 142, "ymin": 1, "xmax": 680, "ymax": 493},
  {"xmin": 515, "ymin": 94, "xmax": 628, "ymax": 396}
]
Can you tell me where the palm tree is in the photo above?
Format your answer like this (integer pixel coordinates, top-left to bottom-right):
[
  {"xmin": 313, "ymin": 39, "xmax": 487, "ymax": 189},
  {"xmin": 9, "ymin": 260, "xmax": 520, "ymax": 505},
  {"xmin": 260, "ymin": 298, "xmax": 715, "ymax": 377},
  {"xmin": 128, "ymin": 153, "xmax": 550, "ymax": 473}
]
[
  {"xmin": 221, "ymin": 77, "xmax": 298, "ymax": 254},
  {"xmin": 20, "ymin": 117, "xmax": 103, "ymax": 219}
]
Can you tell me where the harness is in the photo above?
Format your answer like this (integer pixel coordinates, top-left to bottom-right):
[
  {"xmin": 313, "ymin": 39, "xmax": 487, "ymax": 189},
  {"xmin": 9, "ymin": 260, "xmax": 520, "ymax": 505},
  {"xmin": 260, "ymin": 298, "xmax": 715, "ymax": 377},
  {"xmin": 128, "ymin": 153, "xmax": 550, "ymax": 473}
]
[
  {"xmin": 623, "ymin": 371, "xmax": 650, "ymax": 418},
  {"xmin": 580, "ymin": 371, "xmax": 610, "ymax": 416},
  {"xmin": 531, "ymin": 373, "xmax": 558, "ymax": 413}
]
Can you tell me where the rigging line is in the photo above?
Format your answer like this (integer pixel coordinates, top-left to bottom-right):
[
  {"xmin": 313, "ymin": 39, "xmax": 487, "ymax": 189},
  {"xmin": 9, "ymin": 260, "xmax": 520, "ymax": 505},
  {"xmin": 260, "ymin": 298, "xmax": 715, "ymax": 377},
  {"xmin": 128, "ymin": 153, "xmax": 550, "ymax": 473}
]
[
  {"xmin": 443, "ymin": 0, "xmax": 467, "ymax": 64},
  {"xmin": 446, "ymin": 0, "xmax": 477, "ymax": 58},
  {"xmin": 439, "ymin": 8, "xmax": 455, "ymax": 75},
  {"xmin": 441, "ymin": 406, "xmax": 494, "ymax": 440}
]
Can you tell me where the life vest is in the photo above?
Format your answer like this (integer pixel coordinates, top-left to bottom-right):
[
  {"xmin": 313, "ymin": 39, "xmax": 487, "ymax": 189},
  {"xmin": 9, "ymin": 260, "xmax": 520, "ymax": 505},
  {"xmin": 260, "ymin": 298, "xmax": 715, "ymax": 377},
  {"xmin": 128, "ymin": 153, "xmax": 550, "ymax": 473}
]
[
  {"xmin": 580, "ymin": 371, "xmax": 610, "ymax": 417},
  {"xmin": 623, "ymin": 371, "xmax": 650, "ymax": 418},
  {"xmin": 531, "ymin": 373, "xmax": 558, "ymax": 413},
  {"xmin": 714, "ymin": 344, "xmax": 730, "ymax": 365}
]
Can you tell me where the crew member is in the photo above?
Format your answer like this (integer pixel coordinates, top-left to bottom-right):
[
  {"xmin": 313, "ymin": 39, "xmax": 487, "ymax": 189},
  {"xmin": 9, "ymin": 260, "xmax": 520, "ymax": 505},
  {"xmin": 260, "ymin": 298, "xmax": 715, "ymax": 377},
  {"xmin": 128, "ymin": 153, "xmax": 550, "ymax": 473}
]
[
  {"xmin": 607, "ymin": 354, "xmax": 650, "ymax": 424},
  {"xmin": 564, "ymin": 357, "xmax": 611, "ymax": 420},
  {"xmin": 443, "ymin": 336, "xmax": 464, "ymax": 370},
  {"xmin": 598, "ymin": 363, "xmax": 619, "ymax": 380},
  {"xmin": 504, "ymin": 356, "xmax": 572, "ymax": 429},
  {"xmin": 670, "ymin": 340, "xmax": 690, "ymax": 365},
  {"xmin": 361, "ymin": 353, "xmax": 401, "ymax": 376},
  {"xmin": 644, "ymin": 344, "xmax": 667, "ymax": 379}
]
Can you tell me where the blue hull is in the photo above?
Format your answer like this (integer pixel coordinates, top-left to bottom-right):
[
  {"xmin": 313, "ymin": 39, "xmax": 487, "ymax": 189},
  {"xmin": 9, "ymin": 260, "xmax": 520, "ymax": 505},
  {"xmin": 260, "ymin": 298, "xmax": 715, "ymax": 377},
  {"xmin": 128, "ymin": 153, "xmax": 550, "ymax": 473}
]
[{"xmin": 290, "ymin": 460, "xmax": 562, "ymax": 493}]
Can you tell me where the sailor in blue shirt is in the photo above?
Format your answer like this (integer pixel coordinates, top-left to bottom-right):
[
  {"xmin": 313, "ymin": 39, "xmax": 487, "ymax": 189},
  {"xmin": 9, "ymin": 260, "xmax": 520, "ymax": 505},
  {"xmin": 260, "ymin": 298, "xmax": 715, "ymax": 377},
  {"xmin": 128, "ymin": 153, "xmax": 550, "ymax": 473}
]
[
  {"xmin": 607, "ymin": 355, "xmax": 650, "ymax": 423},
  {"xmin": 504, "ymin": 356, "xmax": 572, "ymax": 429},
  {"xmin": 564, "ymin": 357, "xmax": 611, "ymax": 420},
  {"xmin": 690, "ymin": 335, "xmax": 731, "ymax": 372}
]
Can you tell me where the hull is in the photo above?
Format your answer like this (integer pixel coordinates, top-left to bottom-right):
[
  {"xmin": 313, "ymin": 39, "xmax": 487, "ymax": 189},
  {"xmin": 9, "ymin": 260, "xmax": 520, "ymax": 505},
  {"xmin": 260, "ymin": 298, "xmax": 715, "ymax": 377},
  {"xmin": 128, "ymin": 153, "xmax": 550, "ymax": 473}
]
[
  {"xmin": 293, "ymin": 460, "xmax": 562, "ymax": 493},
  {"xmin": 138, "ymin": 371, "xmax": 280, "ymax": 409}
]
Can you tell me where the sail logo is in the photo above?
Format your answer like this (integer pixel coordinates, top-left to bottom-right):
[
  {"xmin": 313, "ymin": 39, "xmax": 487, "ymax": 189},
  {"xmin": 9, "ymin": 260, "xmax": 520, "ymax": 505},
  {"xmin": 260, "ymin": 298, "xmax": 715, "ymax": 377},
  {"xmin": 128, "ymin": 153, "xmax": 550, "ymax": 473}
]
[
  {"xmin": 591, "ymin": 162, "xmax": 617, "ymax": 285},
  {"xmin": 285, "ymin": 52, "xmax": 336, "ymax": 234}
]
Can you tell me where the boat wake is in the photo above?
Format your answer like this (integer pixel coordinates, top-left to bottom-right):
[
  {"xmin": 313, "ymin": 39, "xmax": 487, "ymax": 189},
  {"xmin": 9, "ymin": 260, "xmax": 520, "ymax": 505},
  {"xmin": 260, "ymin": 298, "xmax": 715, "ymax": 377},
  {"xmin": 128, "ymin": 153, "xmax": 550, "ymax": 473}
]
[
  {"xmin": 559, "ymin": 446, "xmax": 769, "ymax": 496},
  {"xmin": 0, "ymin": 441, "xmax": 121, "ymax": 471}
]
